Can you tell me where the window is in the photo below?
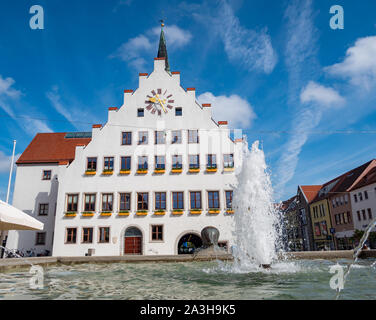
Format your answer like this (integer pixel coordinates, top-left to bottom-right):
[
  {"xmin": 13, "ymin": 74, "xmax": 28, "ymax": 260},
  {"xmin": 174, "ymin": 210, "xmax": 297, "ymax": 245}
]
[
  {"xmin": 102, "ymin": 194, "xmax": 113, "ymax": 212},
  {"xmin": 362, "ymin": 209, "xmax": 366, "ymax": 220},
  {"xmin": 357, "ymin": 211, "xmax": 361, "ymax": 221},
  {"xmin": 84, "ymin": 194, "xmax": 96, "ymax": 212},
  {"xmin": 347, "ymin": 211, "xmax": 352, "ymax": 223},
  {"xmin": 137, "ymin": 108, "xmax": 144, "ymax": 117},
  {"xmin": 35, "ymin": 232, "xmax": 46, "ymax": 245},
  {"xmin": 344, "ymin": 194, "xmax": 348, "ymax": 204},
  {"xmin": 138, "ymin": 131, "xmax": 148, "ymax": 144},
  {"xmin": 314, "ymin": 222, "xmax": 321, "ymax": 236},
  {"xmin": 137, "ymin": 193, "xmax": 148, "ymax": 210},
  {"xmin": 188, "ymin": 130, "xmax": 199, "ymax": 143},
  {"xmin": 67, "ymin": 194, "xmax": 78, "ymax": 212},
  {"xmin": 223, "ymin": 154, "xmax": 234, "ymax": 168},
  {"xmin": 99, "ymin": 227, "xmax": 110, "ymax": 243},
  {"xmin": 122, "ymin": 132, "xmax": 132, "ymax": 145},
  {"xmin": 172, "ymin": 155, "xmax": 182, "ymax": 169},
  {"xmin": 104, "ymin": 157, "xmax": 114, "ymax": 171},
  {"xmin": 171, "ymin": 130, "xmax": 182, "ymax": 144},
  {"xmin": 120, "ymin": 156, "xmax": 131, "ymax": 171},
  {"xmin": 368, "ymin": 208, "xmax": 373, "ymax": 220},
  {"xmin": 365, "ymin": 191, "xmax": 369, "ymax": 200},
  {"xmin": 190, "ymin": 191, "xmax": 201, "ymax": 209},
  {"xmin": 354, "ymin": 194, "xmax": 358, "ymax": 202},
  {"xmin": 225, "ymin": 191, "xmax": 233, "ymax": 209},
  {"xmin": 335, "ymin": 214, "xmax": 340, "ymax": 225},
  {"xmin": 82, "ymin": 228, "xmax": 93, "ymax": 243},
  {"xmin": 155, "ymin": 192, "xmax": 166, "ymax": 210},
  {"xmin": 42, "ymin": 170, "xmax": 51, "ymax": 180},
  {"xmin": 119, "ymin": 193, "xmax": 131, "ymax": 211},
  {"xmin": 155, "ymin": 156, "xmax": 165, "ymax": 170},
  {"xmin": 207, "ymin": 154, "xmax": 217, "ymax": 168},
  {"xmin": 172, "ymin": 192, "xmax": 184, "ymax": 210},
  {"xmin": 38, "ymin": 203, "xmax": 49, "ymax": 216},
  {"xmin": 343, "ymin": 212, "xmax": 348, "ymax": 224},
  {"xmin": 155, "ymin": 131, "xmax": 166, "ymax": 144},
  {"xmin": 359, "ymin": 193, "xmax": 363, "ymax": 201},
  {"xmin": 87, "ymin": 158, "xmax": 97, "ymax": 171},
  {"xmin": 66, "ymin": 228, "xmax": 77, "ymax": 244},
  {"xmin": 189, "ymin": 155, "xmax": 200, "ymax": 169},
  {"xmin": 208, "ymin": 191, "xmax": 220, "ymax": 209},
  {"xmin": 138, "ymin": 156, "xmax": 148, "ymax": 170},
  {"xmin": 175, "ymin": 107, "xmax": 182, "ymax": 116},
  {"xmin": 332, "ymin": 199, "xmax": 336, "ymax": 208},
  {"xmin": 151, "ymin": 225, "xmax": 163, "ymax": 241}
]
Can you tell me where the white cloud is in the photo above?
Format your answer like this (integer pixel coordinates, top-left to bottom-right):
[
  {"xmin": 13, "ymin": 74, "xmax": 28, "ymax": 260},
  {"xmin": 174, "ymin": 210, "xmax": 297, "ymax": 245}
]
[
  {"xmin": 197, "ymin": 92, "xmax": 256, "ymax": 128},
  {"xmin": 0, "ymin": 150, "xmax": 20, "ymax": 173},
  {"xmin": 325, "ymin": 36, "xmax": 376, "ymax": 89},
  {"xmin": 111, "ymin": 25, "xmax": 192, "ymax": 70},
  {"xmin": 300, "ymin": 81, "xmax": 345, "ymax": 107},
  {"xmin": 23, "ymin": 119, "xmax": 53, "ymax": 136},
  {"xmin": 0, "ymin": 75, "xmax": 22, "ymax": 117}
]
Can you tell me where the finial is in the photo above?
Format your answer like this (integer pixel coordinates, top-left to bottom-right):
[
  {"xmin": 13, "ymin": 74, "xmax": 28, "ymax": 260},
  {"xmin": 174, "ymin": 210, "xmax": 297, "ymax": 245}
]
[{"xmin": 160, "ymin": 19, "xmax": 164, "ymax": 27}]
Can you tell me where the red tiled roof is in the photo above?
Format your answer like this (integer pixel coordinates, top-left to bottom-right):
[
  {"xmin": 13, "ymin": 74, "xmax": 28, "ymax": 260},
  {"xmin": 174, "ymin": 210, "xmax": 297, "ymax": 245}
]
[
  {"xmin": 16, "ymin": 133, "xmax": 91, "ymax": 165},
  {"xmin": 300, "ymin": 185, "xmax": 322, "ymax": 203},
  {"xmin": 351, "ymin": 166, "xmax": 376, "ymax": 190}
]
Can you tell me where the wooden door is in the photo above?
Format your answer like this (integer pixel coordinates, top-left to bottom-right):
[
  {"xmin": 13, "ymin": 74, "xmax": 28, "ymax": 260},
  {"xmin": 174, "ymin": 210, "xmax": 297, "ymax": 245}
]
[{"xmin": 124, "ymin": 236, "xmax": 142, "ymax": 254}]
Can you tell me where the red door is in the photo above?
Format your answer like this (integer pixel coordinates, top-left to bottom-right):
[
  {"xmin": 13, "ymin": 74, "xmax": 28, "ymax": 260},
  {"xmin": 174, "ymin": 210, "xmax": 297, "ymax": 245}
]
[{"xmin": 124, "ymin": 236, "xmax": 142, "ymax": 254}]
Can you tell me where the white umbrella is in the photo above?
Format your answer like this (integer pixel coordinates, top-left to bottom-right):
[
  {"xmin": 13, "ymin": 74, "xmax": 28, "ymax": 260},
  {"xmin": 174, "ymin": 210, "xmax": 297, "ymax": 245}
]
[{"xmin": 0, "ymin": 200, "xmax": 44, "ymax": 231}]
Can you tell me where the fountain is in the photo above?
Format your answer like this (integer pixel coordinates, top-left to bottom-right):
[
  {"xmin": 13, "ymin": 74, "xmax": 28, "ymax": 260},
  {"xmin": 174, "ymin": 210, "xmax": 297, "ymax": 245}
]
[{"xmin": 231, "ymin": 140, "xmax": 283, "ymax": 271}]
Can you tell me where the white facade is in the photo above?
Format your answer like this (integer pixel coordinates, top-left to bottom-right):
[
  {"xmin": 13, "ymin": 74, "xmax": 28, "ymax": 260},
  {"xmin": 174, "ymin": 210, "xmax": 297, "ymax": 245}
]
[
  {"xmin": 8, "ymin": 57, "xmax": 242, "ymax": 257},
  {"xmin": 350, "ymin": 182, "xmax": 376, "ymax": 232}
]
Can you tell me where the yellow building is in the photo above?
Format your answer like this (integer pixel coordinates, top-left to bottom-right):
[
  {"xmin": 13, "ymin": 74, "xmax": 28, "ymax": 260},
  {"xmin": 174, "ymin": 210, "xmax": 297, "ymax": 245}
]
[{"xmin": 310, "ymin": 199, "xmax": 335, "ymax": 250}]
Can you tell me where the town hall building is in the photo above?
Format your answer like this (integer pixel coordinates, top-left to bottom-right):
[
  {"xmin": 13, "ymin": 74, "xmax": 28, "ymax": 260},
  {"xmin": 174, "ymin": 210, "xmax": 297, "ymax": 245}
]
[{"xmin": 6, "ymin": 24, "xmax": 242, "ymax": 257}]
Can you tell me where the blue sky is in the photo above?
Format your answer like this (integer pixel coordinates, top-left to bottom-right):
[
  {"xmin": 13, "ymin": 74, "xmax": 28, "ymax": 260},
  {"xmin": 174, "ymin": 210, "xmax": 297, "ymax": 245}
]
[{"xmin": 1, "ymin": 0, "xmax": 376, "ymax": 202}]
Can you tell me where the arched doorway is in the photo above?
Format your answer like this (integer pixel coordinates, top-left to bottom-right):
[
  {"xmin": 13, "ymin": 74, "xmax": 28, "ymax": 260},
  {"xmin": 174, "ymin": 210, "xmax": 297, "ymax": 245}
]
[
  {"xmin": 124, "ymin": 227, "xmax": 142, "ymax": 255},
  {"xmin": 177, "ymin": 233, "xmax": 203, "ymax": 254}
]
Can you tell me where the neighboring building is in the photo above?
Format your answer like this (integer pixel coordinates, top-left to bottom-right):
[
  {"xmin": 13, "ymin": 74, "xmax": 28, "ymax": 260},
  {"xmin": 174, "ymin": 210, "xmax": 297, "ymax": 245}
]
[
  {"xmin": 327, "ymin": 160, "xmax": 376, "ymax": 249},
  {"xmin": 349, "ymin": 166, "xmax": 376, "ymax": 236},
  {"xmin": 296, "ymin": 185, "xmax": 321, "ymax": 251},
  {"xmin": 282, "ymin": 196, "xmax": 304, "ymax": 251},
  {"xmin": 7, "ymin": 25, "xmax": 242, "ymax": 257}
]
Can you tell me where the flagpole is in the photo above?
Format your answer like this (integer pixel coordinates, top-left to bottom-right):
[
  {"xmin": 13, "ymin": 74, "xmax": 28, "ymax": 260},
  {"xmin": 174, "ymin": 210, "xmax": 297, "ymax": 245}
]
[{"xmin": 6, "ymin": 140, "xmax": 16, "ymax": 204}]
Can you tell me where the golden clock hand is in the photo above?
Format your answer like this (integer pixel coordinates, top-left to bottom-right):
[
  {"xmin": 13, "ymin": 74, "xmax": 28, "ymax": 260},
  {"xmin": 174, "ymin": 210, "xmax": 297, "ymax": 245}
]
[
  {"xmin": 149, "ymin": 97, "xmax": 157, "ymax": 103},
  {"xmin": 155, "ymin": 94, "xmax": 167, "ymax": 113}
]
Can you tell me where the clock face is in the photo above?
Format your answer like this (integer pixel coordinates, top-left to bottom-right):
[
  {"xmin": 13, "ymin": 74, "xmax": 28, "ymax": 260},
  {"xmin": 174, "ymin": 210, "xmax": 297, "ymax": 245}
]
[{"xmin": 145, "ymin": 89, "xmax": 175, "ymax": 116}]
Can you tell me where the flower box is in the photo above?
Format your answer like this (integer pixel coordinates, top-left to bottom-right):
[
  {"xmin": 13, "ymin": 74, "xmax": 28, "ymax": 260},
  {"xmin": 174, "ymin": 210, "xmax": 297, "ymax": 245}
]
[
  {"xmin": 136, "ymin": 210, "xmax": 148, "ymax": 216},
  {"xmin": 81, "ymin": 212, "xmax": 94, "ymax": 217},
  {"xmin": 85, "ymin": 170, "xmax": 96, "ymax": 175},
  {"xmin": 100, "ymin": 212, "xmax": 112, "ymax": 217},
  {"xmin": 154, "ymin": 169, "xmax": 165, "ymax": 174},
  {"xmin": 209, "ymin": 209, "xmax": 220, "ymax": 214},
  {"xmin": 224, "ymin": 167, "xmax": 235, "ymax": 172},
  {"xmin": 206, "ymin": 167, "xmax": 217, "ymax": 173},
  {"xmin": 172, "ymin": 210, "xmax": 184, "ymax": 215},
  {"xmin": 226, "ymin": 209, "xmax": 235, "ymax": 214},
  {"xmin": 65, "ymin": 212, "xmax": 77, "ymax": 217},
  {"xmin": 189, "ymin": 168, "xmax": 200, "ymax": 173},
  {"xmin": 190, "ymin": 209, "xmax": 202, "ymax": 215},
  {"xmin": 102, "ymin": 170, "xmax": 114, "ymax": 175},
  {"xmin": 118, "ymin": 210, "xmax": 130, "ymax": 216},
  {"xmin": 154, "ymin": 210, "xmax": 166, "ymax": 215},
  {"xmin": 136, "ymin": 169, "xmax": 148, "ymax": 174},
  {"xmin": 171, "ymin": 168, "xmax": 183, "ymax": 173},
  {"xmin": 119, "ymin": 170, "xmax": 131, "ymax": 175}
]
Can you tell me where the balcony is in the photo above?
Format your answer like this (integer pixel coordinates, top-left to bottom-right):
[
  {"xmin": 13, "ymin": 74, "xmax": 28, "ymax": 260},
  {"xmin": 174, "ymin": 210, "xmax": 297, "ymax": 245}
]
[
  {"xmin": 154, "ymin": 210, "xmax": 166, "ymax": 215},
  {"xmin": 100, "ymin": 211, "xmax": 112, "ymax": 217},
  {"xmin": 102, "ymin": 170, "xmax": 114, "ymax": 175},
  {"xmin": 208, "ymin": 209, "xmax": 220, "ymax": 214},
  {"xmin": 190, "ymin": 209, "xmax": 202, "ymax": 215},
  {"xmin": 85, "ymin": 170, "xmax": 96, "ymax": 176},
  {"xmin": 81, "ymin": 212, "xmax": 95, "ymax": 217},
  {"xmin": 65, "ymin": 212, "xmax": 77, "ymax": 217},
  {"xmin": 118, "ymin": 210, "xmax": 130, "ymax": 216},
  {"xmin": 119, "ymin": 169, "xmax": 131, "ymax": 175},
  {"xmin": 172, "ymin": 209, "xmax": 184, "ymax": 215},
  {"xmin": 136, "ymin": 210, "xmax": 148, "ymax": 216}
]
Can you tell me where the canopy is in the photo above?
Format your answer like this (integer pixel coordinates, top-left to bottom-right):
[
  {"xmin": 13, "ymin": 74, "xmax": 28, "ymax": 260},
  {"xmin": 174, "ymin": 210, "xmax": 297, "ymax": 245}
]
[{"xmin": 0, "ymin": 200, "xmax": 44, "ymax": 231}]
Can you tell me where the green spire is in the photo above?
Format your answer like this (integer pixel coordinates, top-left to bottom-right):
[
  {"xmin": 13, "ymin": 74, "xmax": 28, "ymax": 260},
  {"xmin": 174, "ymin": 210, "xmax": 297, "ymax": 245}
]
[{"xmin": 157, "ymin": 20, "xmax": 170, "ymax": 72}]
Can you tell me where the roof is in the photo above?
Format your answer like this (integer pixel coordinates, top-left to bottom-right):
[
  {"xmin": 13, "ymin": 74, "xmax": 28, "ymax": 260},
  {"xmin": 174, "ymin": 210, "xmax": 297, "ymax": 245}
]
[
  {"xmin": 299, "ymin": 185, "xmax": 322, "ymax": 203},
  {"xmin": 281, "ymin": 195, "xmax": 297, "ymax": 212},
  {"xmin": 313, "ymin": 160, "xmax": 374, "ymax": 202},
  {"xmin": 16, "ymin": 132, "xmax": 91, "ymax": 165},
  {"xmin": 351, "ymin": 166, "xmax": 376, "ymax": 190}
]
